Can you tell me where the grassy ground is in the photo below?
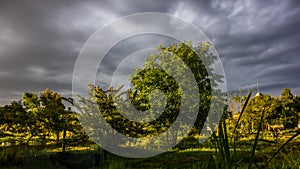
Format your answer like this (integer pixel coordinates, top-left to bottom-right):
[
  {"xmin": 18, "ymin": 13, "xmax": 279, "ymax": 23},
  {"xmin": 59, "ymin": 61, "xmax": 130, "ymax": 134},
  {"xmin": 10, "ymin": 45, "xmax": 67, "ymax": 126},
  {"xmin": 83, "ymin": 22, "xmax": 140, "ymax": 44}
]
[
  {"xmin": 0, "ymin": 133, "xmax": 299, "ymax": 169},
  {"xmin": 1, "ymin": 148, "xmax": 298, "ymax": 169},
  {"xmin": 0, "ymin": 128, "xmax": 300, "ymax": 169}
]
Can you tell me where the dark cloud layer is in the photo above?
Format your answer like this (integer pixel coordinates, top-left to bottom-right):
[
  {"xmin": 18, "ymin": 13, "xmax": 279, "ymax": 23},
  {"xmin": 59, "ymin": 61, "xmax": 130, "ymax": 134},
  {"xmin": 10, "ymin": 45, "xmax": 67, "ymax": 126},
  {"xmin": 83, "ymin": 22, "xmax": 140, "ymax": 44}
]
[{"xmin": 0, "ymin": 0, "xmax": 300, "ymax": 105}]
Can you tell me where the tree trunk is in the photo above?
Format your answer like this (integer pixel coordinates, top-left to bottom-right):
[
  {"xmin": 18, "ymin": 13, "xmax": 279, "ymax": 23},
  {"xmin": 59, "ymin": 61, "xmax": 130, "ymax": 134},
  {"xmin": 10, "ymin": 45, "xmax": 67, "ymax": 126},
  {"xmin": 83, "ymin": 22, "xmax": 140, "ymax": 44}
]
[
  {"xmin": 166, "ymin": 130, "xmax": 169, "ymax": 144},
  {"xmin": 171, "ymin": 122, "xmax": 179, "ymax": 146},
  {"xmin": 56, "ymin": 132, "xmax": 60, "ymax": 146},
  {"xmin": 62, "ymin": 126, "xmax": 67, "ymax": 152},
  {"xmin": 26, "ymin": 135, "xmax": 34, "ymax": 148}
]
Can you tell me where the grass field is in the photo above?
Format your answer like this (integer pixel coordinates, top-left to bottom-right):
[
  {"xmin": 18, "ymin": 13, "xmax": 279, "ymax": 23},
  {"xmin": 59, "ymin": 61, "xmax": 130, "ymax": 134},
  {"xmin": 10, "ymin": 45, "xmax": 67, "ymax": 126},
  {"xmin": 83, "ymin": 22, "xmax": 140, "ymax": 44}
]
[{"xmin": 0, "ymin": 129, "xmax": 299, "ymax": 169}]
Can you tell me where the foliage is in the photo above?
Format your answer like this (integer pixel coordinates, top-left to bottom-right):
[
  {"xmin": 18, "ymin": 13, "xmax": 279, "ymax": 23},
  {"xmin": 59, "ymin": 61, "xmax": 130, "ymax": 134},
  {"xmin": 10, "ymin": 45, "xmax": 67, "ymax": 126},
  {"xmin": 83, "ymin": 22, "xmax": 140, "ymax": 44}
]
[
  {"xmin": 74, "ymin": 41, "xmax": 223, "ymax": 149},
  {"xmin": 0, "ymin": 89, "xmax": 86, "ymax": 152},
  {"xmin": 213, "ymin": 90, "xmax": 300, "ymax": 169},
  {"xmin": 280, "ymin": 88, "xmax": 299, "ymax": 129},
  {"xmin": 231, "ymin": 87, "xmax": 299, "ymax": 135},
  {"xmin": 0, "ymin": 101, "xmax": 26, "ymax": 139},
  {"xmin": 241, "ymin": 94, "xmax": 281, "ymax": 134},
  {"xmin": 130, "ymin": 42, "xmax": 224, "ymax": 136}
]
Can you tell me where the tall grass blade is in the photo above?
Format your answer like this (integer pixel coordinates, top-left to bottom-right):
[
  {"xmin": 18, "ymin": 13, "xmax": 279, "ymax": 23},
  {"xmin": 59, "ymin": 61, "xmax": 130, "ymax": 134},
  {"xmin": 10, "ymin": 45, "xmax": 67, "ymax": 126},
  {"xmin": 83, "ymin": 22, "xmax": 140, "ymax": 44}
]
[
  {"xmin": 212, "ymin": 132, "xmax": 220, "ymax": 154},
  {"xmin": 218, "ymin": 122, "xmax": 226, "ymax": 169},
  {"xmin": 248, "ymin": 107, "xmax": 265, "ymax": 169},
  {"xmin": 232, "ymin": 90, "xmax": 252, "ymax": 136},
  {"xmin": 266, "ymin": 130, "xmax": 300, "ymax": 165},
  {"xmin": 213, "ymin": 90, "xmax": 252, "ymax": 169},
  {"xmin": 253, "ymin": 161, "xmax": 261, "ymax": 169},
  {"xmin": 208, "ymin": 155, "xmax": 218, "ymax": 169},
  {"xmin": 222, "ymin": 117, "xmax": 231, "ymax": 169},
  {"xmin": 233, "ymin": 90, "xmax": 252, "ymax": 169}
]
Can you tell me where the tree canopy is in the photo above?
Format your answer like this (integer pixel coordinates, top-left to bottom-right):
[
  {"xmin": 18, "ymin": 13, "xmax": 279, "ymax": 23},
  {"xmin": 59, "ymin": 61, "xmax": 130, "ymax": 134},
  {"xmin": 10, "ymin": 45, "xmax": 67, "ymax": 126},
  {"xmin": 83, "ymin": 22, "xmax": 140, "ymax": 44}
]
[{"xmin": 75, "ymin": 41, "xmax": 224, "ymax": 150}]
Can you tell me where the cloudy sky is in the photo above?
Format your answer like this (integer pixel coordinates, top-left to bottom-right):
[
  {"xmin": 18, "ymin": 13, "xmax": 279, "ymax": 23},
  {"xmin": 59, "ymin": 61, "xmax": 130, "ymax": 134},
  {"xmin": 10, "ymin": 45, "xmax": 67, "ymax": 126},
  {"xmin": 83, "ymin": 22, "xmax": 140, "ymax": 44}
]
[{"xmin": 1, "ymin": 0, "xmax": 300, "ymax": 105}]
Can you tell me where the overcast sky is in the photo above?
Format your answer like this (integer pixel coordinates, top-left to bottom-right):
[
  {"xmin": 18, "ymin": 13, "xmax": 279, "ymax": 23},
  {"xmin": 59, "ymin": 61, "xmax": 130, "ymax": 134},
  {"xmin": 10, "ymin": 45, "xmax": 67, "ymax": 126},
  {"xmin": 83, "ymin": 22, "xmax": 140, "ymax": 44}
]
[{"xmin": 1, "ymin": 0, "xmax": 300, "ymax": 105}]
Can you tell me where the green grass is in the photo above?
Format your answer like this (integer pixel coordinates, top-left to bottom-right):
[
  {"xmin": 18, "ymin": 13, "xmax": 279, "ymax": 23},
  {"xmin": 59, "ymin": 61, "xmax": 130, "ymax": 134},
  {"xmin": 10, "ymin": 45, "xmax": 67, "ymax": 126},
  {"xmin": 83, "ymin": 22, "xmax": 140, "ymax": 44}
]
[
  {"xmin": 90, "ymin": 145, "xmax": 300, "ymax": 169},
  {"xmin": 0, "ymin": 140, "xmax": 299, "ymax": 169}
]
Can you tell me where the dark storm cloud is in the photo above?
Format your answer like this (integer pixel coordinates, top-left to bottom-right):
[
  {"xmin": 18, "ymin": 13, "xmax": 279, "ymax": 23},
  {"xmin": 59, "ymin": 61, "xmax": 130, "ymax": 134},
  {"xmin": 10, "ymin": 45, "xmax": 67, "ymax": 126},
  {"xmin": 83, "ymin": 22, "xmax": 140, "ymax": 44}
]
[
  {"xmin": 96, "ymin": 34, "xmax": 180, "ymax": 89},
  {"xmin": 202, "ymin": 0, "xmax": 300, "ymax": 95},
  {"xmin": 0, "ymin": 0, "xmax": 177, "ymax": 105},
  {"xmin": 0, "ymin": 0, "xmax": 300, "ymax": 105}
]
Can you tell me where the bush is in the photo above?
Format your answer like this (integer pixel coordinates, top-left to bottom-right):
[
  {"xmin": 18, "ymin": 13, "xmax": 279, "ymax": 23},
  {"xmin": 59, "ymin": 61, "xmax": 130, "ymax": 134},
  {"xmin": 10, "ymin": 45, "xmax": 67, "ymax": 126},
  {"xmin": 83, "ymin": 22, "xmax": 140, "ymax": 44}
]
[{"xmin": 0, "ymin": 146, "xmax": 24, "ymax": 166}]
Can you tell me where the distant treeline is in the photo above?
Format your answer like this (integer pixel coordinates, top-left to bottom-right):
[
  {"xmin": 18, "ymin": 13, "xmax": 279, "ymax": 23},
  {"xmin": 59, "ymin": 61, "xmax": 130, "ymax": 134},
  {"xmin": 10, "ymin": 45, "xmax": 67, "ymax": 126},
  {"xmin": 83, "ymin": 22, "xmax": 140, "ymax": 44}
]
[
  {"xmin": 1, "ymin": 87, "xmax": 299, "ymax": 151},
  {"xmin": 227, "ymin": 88, "xmax": 300, "ymax": 133}
]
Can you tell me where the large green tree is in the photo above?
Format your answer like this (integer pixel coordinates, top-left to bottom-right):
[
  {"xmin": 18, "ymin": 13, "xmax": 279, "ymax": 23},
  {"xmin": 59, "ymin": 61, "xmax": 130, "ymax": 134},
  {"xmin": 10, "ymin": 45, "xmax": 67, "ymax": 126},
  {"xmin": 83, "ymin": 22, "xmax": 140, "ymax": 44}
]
[
  {"xmin": 78, "ymin": 42, "xmax": 223, "ymax": 148},
  {"xmin": 127, "ymin": 42, "xmax": 222, "ymax": 138}
]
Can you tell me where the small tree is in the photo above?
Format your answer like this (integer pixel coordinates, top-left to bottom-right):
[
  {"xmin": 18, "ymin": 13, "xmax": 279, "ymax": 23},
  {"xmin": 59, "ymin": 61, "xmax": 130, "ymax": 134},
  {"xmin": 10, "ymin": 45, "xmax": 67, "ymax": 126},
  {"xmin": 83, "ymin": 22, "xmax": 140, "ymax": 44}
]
[
  {"xmin": 40, "ymin": 89, "xmax": 66, "ymax": 146},
  {"xmin": 280, "ymin": 88, "xmax": 299, "ymax": 129},
  {"xmin": 22, "ymin": 92, "xmax": 47, "ymax": 147},
  {"xmin": 0, "ymin": 101, "xmax": 27, "ymax": 142},
  {"xmin": 242, "ymin": 94, "xmax": 281, "ymax": 135}
]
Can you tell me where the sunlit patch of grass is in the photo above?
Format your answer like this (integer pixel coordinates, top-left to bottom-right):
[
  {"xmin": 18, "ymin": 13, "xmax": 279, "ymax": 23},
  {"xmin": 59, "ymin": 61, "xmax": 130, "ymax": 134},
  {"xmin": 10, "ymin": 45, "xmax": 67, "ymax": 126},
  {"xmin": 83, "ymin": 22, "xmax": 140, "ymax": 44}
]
[{"xmin": 178, "ymin": 147, "xmax": 215, "ymax": 153}]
